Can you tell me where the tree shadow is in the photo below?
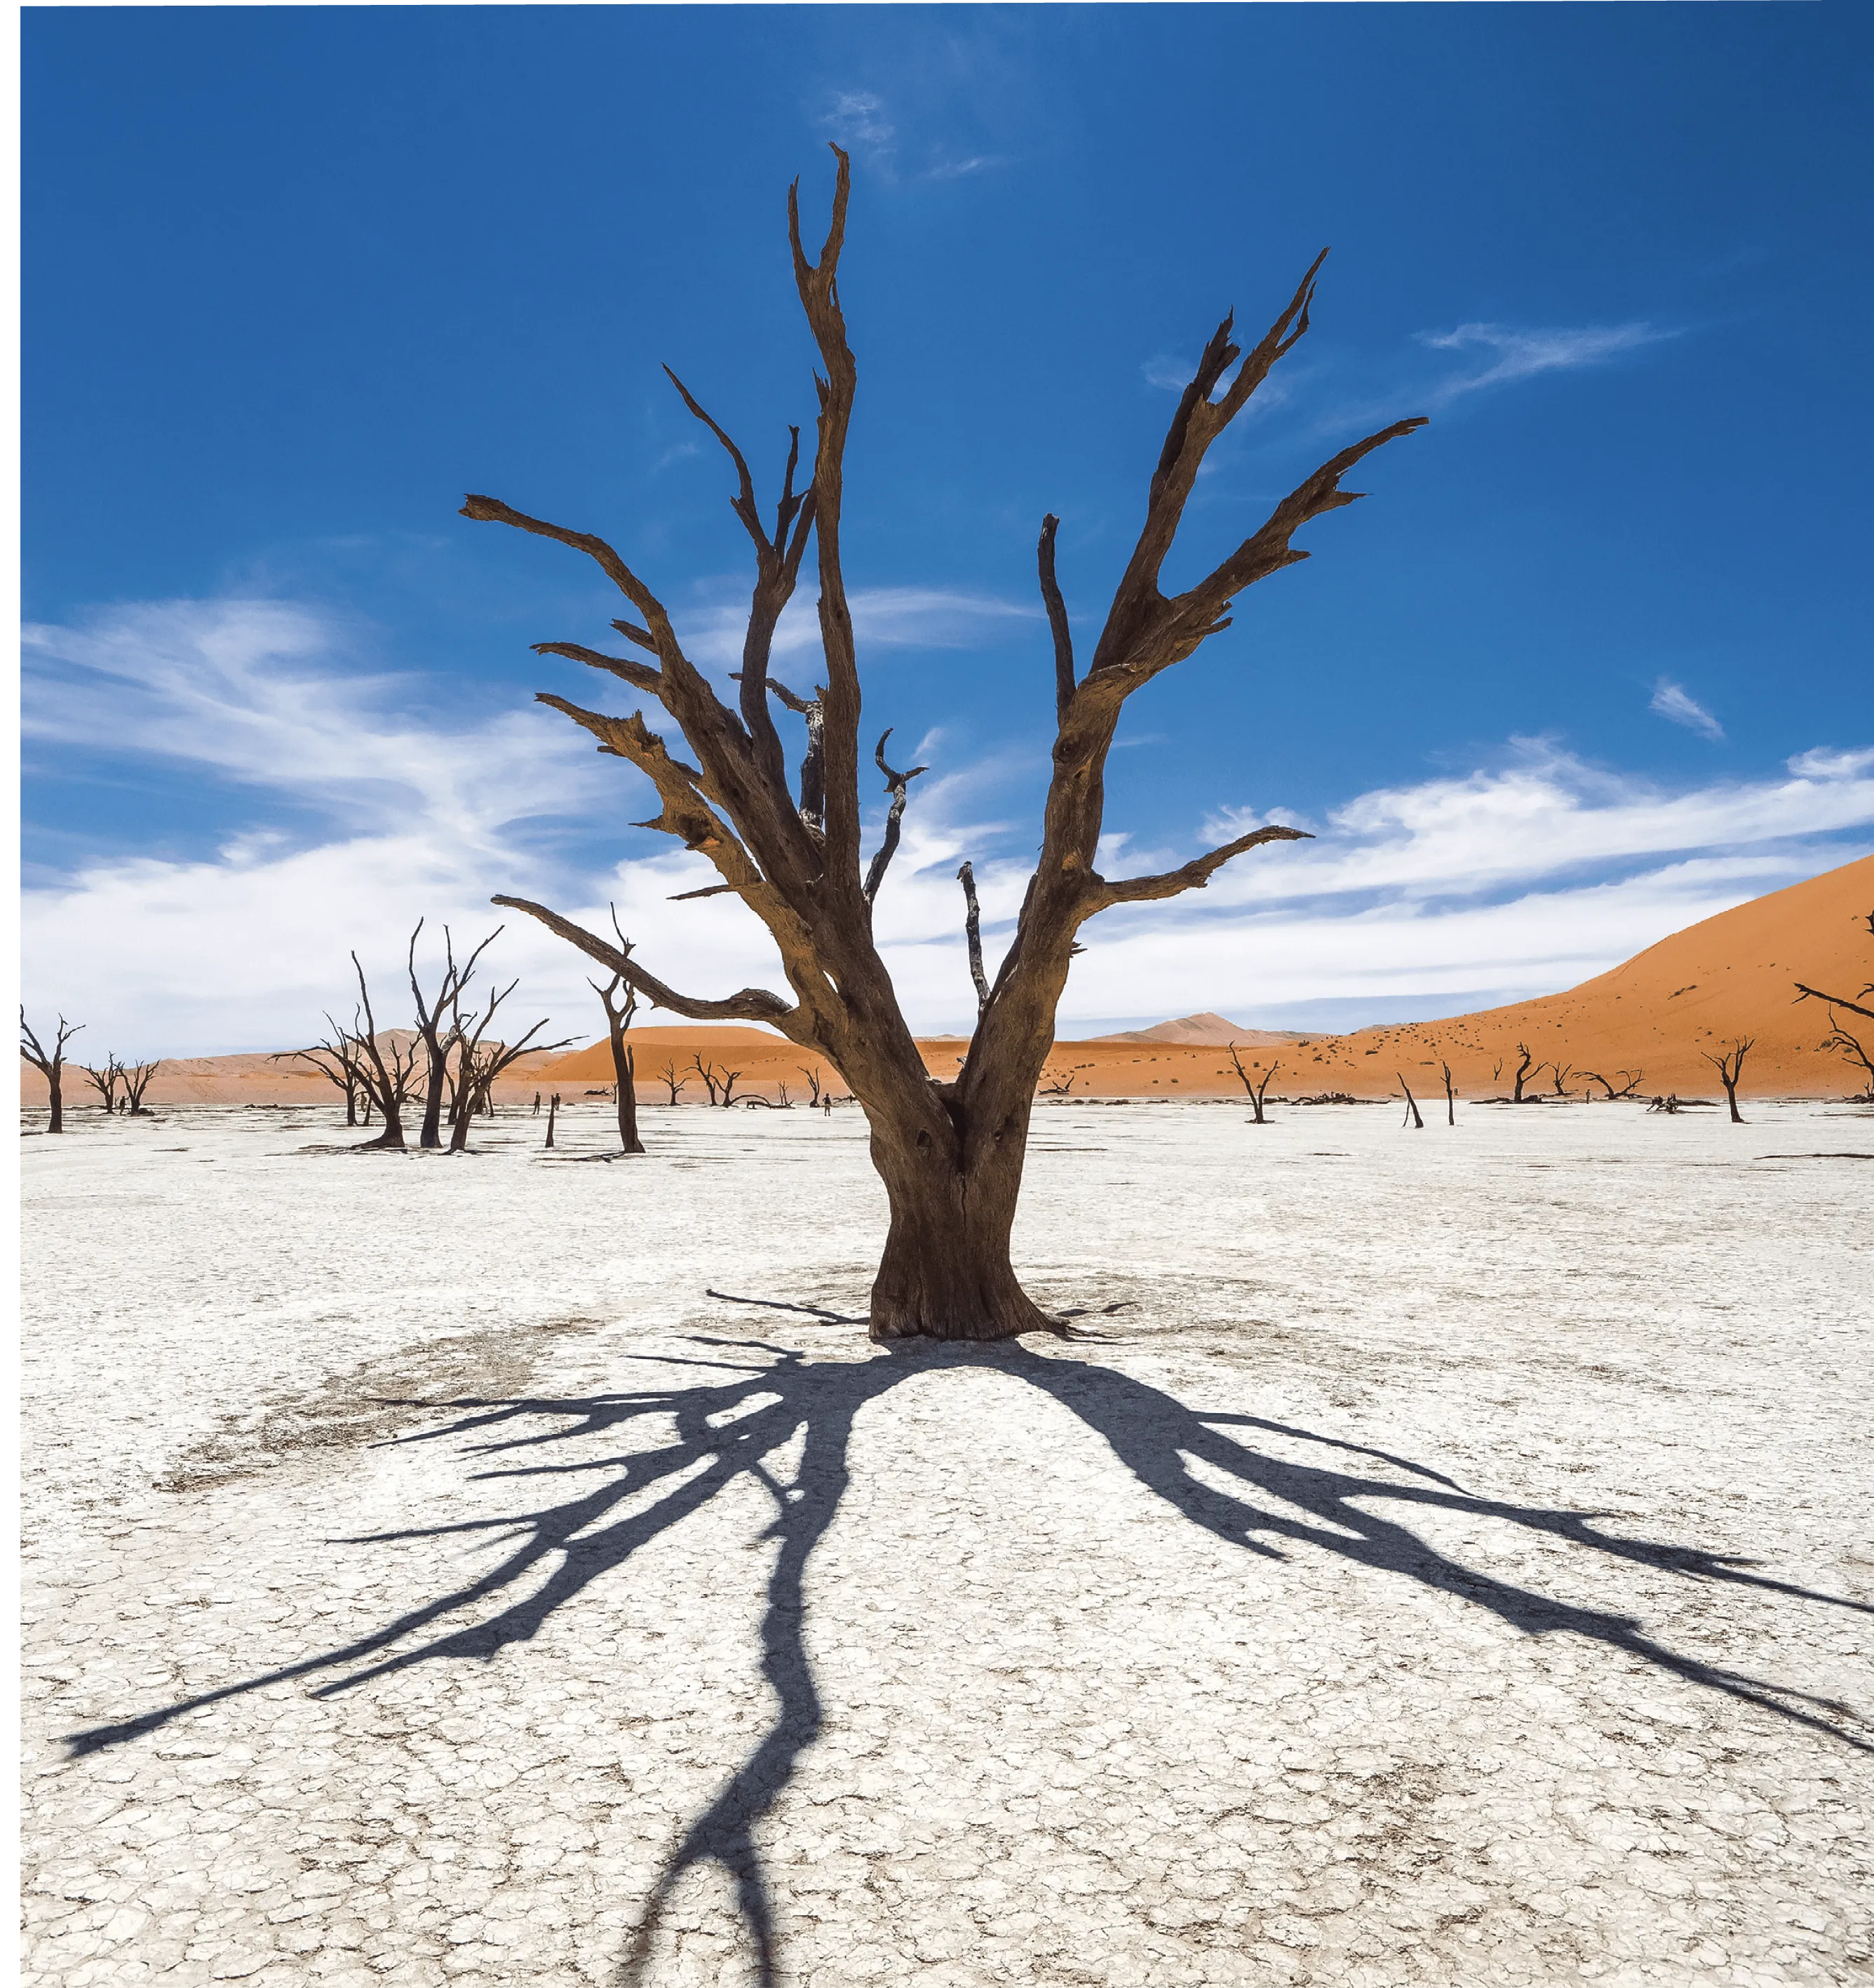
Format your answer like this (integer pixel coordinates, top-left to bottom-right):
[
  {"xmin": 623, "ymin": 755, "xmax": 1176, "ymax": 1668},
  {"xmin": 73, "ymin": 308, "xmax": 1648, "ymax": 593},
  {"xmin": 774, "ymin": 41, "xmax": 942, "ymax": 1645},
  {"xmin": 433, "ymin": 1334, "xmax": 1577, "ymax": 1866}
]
[{"xmin": 62, "ymin": 1307, "xmax": 1872, "ymax": 1987}]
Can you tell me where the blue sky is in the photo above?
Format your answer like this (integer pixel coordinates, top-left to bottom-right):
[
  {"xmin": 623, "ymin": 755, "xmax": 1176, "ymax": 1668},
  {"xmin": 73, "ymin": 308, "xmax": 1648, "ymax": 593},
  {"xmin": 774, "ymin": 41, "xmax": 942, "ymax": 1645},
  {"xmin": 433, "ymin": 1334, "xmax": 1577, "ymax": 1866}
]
[{"xmin": 22, "ymin": 4, "xmax": 1874, "ymax": 1053}]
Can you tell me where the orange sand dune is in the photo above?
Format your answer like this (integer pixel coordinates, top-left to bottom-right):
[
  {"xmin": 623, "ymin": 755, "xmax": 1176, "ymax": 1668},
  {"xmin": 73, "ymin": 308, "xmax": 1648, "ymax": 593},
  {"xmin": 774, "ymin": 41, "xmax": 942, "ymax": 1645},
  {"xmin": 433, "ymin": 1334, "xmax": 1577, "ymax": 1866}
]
[{"xmin": 22, "ymin": 854, "xmax": 1870, "ymax": 1111}]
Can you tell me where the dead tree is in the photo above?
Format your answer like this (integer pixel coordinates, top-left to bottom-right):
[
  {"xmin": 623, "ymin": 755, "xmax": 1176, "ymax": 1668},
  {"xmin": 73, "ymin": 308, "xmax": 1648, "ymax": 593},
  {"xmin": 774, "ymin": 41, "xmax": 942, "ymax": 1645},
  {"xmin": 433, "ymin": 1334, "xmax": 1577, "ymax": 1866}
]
[
  {"xmin": 1819, "ymin": 1013, "xmax": 1874, "ymax": 1100},
  {"xmin": 800, "ymin": 1065, "xmax": 824, "ymax": 1105},
  {"xmin": 588, "ymin": 905, "xmax": 646, "ymax": 1154},
  {"xmin": 1511, "ymin": 1044, "xmax": 1537, "ymax": 1103},
  {"xmin": 20, "ymin": 1010, "xmax": 83, "ymax": 1133},
  {"xmin": 1038, "ymin": 1070, "xmax": 1077, "ymax": 1097},
  {"xmin": 1397, "ymin": 1074, "xmax": 1424, "ymax": 1128},
  {"xmin": 473, "ymin": 150, "xmax": 1423, "ymax": 1340},
  {"xmin": 1441, "ymin": 1060, "xmax": 1455, "ymax": 1126},
  {"xmin": 655, "ymin": 1059, "xmax": 691, "ymax": 1106},
  {"xmin": 409, "ymin": 921, "xmax": 499, "ymax": 1149},
  {"xmin": 544, "ymin": 1093, "xmax": 560, "ymax": 1148},
  {"xmin": 444, "ymin": 971, "xmax": 570, "ymax": 1154},
  {"xmin": 1225, "ymin": 1045, "xmax": 1279, "ymax": 1124},
  {"xmin": 121, "ymin": 1061, "xmax": 162, "ymax": 1116},
  {"xmin": 1702, "ymin": 1038, "xmax": 1753, "ymax": 1123},
  {"xmin": 277, "ymin": 1026, "xmax": 367, "ymax": 1125},
  {"xmin": 1549, "ymin": 1062, "xmax": 1574, "ymax": 1098},
  {"xmin": 81, "ymin": 1055, "xmax": 124, "ymax": 1115},
  {"xmin": 1581, "ymin": 1068, "xmax": 1643, "ymax": 1101},
  {"xmin": 689, "ymin": 1053, "xmax": 722, "ymax": 1107},
  {"xmin": 349, "ymin": 954, "xmax": 424, "ymax": 1149}
]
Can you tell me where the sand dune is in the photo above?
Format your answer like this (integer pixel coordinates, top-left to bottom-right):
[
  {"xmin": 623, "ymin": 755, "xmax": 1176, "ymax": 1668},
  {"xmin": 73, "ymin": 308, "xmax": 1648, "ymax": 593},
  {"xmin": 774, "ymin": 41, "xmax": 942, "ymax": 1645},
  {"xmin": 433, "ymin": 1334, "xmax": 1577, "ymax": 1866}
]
[{"xmin": 22, "ymin": 853, "xmax": 1870, "ymax": 1110}]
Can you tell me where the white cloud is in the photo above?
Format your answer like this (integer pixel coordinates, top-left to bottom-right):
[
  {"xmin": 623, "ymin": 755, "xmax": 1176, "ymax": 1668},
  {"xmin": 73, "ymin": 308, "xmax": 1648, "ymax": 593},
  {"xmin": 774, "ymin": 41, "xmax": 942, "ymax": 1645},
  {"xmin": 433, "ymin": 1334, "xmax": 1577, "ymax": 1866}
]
[
  {"xmin": 1650, "ymin": 677, "xmax": 1724, "ymax": 741},
  {"xmin": 1415, "ymin": 320, "xmax": 1669, "ymax": 405},
  {"xmin": 821, "ymin": 90, "xmax": 894, "ymax": 151},
  {"xmin": 21, "ymin": 597, "xmax": 1873, "ymax": 1049},
  {"xmin": 677, "ymin": 586, "xmax": 1039, "ymax": 675},
  {"xmin": 1142, "ymin": 354, "xmax": 1194, "ymax": 393}
]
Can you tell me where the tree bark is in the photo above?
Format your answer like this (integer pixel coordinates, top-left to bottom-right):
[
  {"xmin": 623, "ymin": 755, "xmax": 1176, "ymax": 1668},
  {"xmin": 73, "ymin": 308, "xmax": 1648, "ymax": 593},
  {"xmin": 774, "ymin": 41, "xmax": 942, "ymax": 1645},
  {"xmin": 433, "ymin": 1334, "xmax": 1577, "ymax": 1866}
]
[{"xmin": 866, "ymin": 1113, "xmax": 1052, "ymax": 1341}]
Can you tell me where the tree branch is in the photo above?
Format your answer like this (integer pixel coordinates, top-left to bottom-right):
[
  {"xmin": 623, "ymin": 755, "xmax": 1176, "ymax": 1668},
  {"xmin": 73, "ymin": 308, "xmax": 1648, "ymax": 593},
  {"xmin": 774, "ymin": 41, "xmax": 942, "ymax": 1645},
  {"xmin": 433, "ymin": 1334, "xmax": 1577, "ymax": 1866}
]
[
  {"xmin": 1037, "ymin": 514, "xmax": 1075, "ymax": 721},
  {"xmin": 862, "ymin": 728, "xmax": 927, "ymax": 904},
  {"xmin": 490, "ymin": 896, "xmax": 795, "ymax": 1025},
  {"xmin": 788, "ymin": 144, "xmax": 862, "ymax": 881},
  {"xmin": 530, "ymin": 641, "xmax": 664, "ymax": 698},
  {"xmin": 1795, "ymin": 981, "xmax": 1874, "ymax": 1023},
  {"xmin": 1091, "ymin": 824, "xmax": 1312, "ymax": 909},
  {"xmin": 957, "ymin": 863, "xmax": 991, "ymax": 1011}
]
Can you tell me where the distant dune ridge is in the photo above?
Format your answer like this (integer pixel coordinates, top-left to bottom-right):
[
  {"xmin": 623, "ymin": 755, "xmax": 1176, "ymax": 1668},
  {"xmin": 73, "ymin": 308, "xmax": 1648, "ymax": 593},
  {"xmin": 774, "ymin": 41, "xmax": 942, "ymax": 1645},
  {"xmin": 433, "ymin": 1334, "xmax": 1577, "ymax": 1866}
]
[{"xmin": 22, "ymin": 853, "xmax": 1872, "ymax": 1106}]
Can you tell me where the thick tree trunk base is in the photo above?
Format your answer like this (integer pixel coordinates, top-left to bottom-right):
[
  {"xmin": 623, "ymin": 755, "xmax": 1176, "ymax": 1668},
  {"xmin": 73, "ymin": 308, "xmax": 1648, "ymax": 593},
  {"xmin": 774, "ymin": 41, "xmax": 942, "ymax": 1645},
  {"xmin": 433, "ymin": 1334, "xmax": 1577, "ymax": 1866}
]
[{"xmin": 866, "ymin": 1182, "xmax": 1052, "ymax": 1343}]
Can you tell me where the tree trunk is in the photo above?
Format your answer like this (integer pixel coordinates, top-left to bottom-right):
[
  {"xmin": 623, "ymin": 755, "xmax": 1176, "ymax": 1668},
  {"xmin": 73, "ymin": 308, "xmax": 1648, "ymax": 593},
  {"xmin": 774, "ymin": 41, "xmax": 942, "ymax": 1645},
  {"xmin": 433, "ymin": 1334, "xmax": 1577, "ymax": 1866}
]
[
  {"xmin": 418, "ymin": 1035, "xmax": 447, "ymax": 1148},
  {"xmin": 613, "ymin": 1041, "xmax": 643, "ymax": 1154},
  {"xmin": 864, "ymin": 1114, "xmax": 1051, "ymax": 1341},
  {"xmin": 1723, "ymin": 1078, "xmax": 1743, "ymax": 1123},
  {"xmin": 48, "ymin": 1075, "xmax": 63, "ymax": 1135}
]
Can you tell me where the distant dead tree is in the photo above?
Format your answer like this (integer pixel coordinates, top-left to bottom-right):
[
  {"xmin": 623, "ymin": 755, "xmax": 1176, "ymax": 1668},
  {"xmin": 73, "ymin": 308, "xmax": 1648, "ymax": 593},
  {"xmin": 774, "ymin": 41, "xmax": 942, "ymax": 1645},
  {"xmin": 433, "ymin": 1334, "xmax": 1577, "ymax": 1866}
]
[
  {"xmin": 588, "ymin": 906, "xmax": 645, "ymax": 1154},
  {"xmin": 654, "ymin": 1059, "xmax": 691, "ymax": 1107},
  {"xmin": 800, "ymin": 1065, "xmax": 825, "ymax": 1106},
  {"xmin": 409, "ymin": 921, "xmax": 500, "ymax": 1150},
  {"xmin": 20, "ymin": 1010, "xmax": 83, "ymax": 1133},
  {"xmin": 544, "ymin": 1093, "xmax": 560, "ymax": 1148},
  {"xmin": 1441, "ymin": 1060, "xmax": 1455, "ymax": 1125},
  {"xmin": 443, "ymin": 967, "xmax": 569, "ymax": 1154},
  {"xmin": 1581, "ymin": 1068, "xmax": 1644, "ymax": 1101},
  {"xmin": 1225, "ymin": 1045, "xmax": 1279, "ymax": 1124},
  {"xmin": 278, "ymin": 1023, "xmax": 367, "ymax": 1125},
  {"xmin": 349, "ymin": 954, "xmax": 425, "ymax": 1150},
  {"xmin": 1396, "ymin": 1074, "xmax": 1424, "ymax": 1128},
  {"xmin": 1701, "ymin": 1038, "xmax": 1753, "ymax": 1123},
  {"xmin": 121, "ymin": 1060, "xmax": 162, "ymax": 1116},
  {"xmin": 1511, "ymin": 1044, "xmax": 1537, "ymax": 1103},
  {"xmin": 689, "ymin": 1053, "xmax": 745, "ymax": 1108},
  {"xmin": 1038, "ymin": 1069, "xmax": 1077, "ymax": 1097},
  {"xmin": 81, "ymin": 1055, "xmax": 125, "ymax": 1115},
  {"xmin": 1549, "ymin": 1062, "xmax": 1574, "ymax": 1098},
  {"xmin": 475, "ymin": 150, "xmax": 1422, "ymax": 1339}
]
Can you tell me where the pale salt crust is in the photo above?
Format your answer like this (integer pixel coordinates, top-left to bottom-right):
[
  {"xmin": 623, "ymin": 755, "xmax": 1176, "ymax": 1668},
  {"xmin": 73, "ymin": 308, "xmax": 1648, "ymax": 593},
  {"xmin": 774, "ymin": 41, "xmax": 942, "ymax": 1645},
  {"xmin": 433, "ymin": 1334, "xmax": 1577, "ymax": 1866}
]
[{"xmin": 20, "ymin": 1097, "xmax": 1874, "ymax": 1987}]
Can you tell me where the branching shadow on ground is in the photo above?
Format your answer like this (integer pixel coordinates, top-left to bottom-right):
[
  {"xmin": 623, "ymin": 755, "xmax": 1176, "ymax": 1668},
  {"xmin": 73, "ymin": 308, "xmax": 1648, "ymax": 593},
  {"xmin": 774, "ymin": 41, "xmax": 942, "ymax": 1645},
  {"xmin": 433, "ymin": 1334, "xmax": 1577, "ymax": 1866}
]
[{"xmin": 65, "ymin": 1305, "xmax": 1873, "ymax": 1987}]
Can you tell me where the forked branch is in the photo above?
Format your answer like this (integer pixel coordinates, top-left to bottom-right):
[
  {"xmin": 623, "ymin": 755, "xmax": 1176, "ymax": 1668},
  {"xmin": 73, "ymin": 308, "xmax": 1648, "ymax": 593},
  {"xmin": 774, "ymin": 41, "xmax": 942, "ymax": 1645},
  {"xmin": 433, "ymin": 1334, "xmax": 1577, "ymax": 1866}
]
[{"xmin": 862, "ymin": 729, "xmax": 928, "ymax": 903}]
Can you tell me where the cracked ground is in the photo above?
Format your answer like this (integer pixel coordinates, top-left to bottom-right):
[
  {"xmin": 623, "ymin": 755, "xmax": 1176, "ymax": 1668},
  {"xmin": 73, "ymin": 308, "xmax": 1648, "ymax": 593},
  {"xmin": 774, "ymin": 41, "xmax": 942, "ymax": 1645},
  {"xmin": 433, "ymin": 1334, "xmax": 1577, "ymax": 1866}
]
[{"xmin": 20, "ymin": 1097, "xmax": 1873, "ymax": 1985}]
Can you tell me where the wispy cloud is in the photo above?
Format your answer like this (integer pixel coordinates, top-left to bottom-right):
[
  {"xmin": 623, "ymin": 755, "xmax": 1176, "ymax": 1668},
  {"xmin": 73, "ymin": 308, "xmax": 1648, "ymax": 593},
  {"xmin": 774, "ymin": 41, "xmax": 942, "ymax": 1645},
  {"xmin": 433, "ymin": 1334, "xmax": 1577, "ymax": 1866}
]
[
  {"xmin": 677, "ymin": 586, "xmax": 1039, "ymax": 672},
  {"xmin": 1415, "ymin": 320, "xmax": 1670, "ymax": 406},
  {"xmin": 22, "ymin": 597, "xmax": 1872, "ymax": 1048},
  {"xmin": 922, "ymin": 154, "xmax": 1002, "ymax": 182},
  {"xmin": 820, "ymin": 89, "xmax": 895, "ymax": 155},
  {"xmin": 1650, "ymin": 677, "xmax": 1725, "ymax": 741}
]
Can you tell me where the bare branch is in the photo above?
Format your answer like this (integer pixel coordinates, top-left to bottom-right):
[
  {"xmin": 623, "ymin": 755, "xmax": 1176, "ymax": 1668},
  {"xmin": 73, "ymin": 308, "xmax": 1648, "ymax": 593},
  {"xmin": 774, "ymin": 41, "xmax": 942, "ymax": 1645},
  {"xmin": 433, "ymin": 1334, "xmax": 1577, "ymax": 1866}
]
[
  {"xmin": 1091, "ymin": 824, "xmax": 1312, "ymax": 910},
  {"xmin": 492, "ymin": 895, "xmax": 795, "ymax": 1026},
  {"xmin": 530, "ymin": 641, "xmax": 664, "ymax": 698},
  {"xmin": 957, "ymin": 863, "xmax": 990, "ymax": 1011},
  {"xmin": 1037, "ymin": 514, "xmax": 1074, "ymax": 720},
  {"xmin": 1795, "ymin": 980, "xmax": 1874, "ymax": 1023},
  {"xmin": 862, "ymin": 728, "xmax": 928, "ymax": 904},
  {"xmin": 788, "ymin": 144, "xmax": 862, "ymax": 879}
]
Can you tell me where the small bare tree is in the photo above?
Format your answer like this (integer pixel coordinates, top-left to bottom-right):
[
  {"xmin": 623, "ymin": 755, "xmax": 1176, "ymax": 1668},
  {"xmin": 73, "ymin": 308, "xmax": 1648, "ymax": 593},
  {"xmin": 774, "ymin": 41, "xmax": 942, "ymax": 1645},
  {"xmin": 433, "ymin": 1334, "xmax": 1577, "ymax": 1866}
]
[
  {"xmin": 688, "ymin": 1053, "xmax": 722, "ymax": 1107},
  {"xmin": 20, "ymin": 1010, "xmax": 83, "ymax": 1133},
  {"xmin": 81, "ymin": 1055, "xmax": 125, "ymax": 1115},
  {"xmin": 278, "ymin": 1025, "xmax": 368, "ymax": 1125},
  {"xmin": 1702, "ymin": 1038, "xmax": 1753, "ymax": 1123},
  {"xmin": 1581, "ymin": 1068, "xmax": 1643, "ymax": 1101},
  {"xmin": 1397, "ymin": 1074, "xmax": 1424, "ymax": 1128},
  {"xmin": 655, "ymin": 1058, "xmax": 691, "ymax": 1107},
  {"xmin": 1549, "ymin": 1062, "xmax": 1574, "ymax": 1098},
  {"xmin": 589, "ymin": 908, "xmax": 645, "ymax": 1154},
  {"xmin": 1511, "ymin": 1044, "xmax": 1537, "ymax": 1103},
  {"xmin": 544, "ymin": 1093, "xmax": 560, "ymax": 1148},
  {"xmin": 408, "ymin": 921, "xmax": 501, "ymax": 1150},
  {"xmin": 473, "ymin": 151, "xmax": 1423, "ymax": 1339},
  {"xmin": 1441, "ymin": 1060, "xmax": 1455, "ymax": 1126},
  {"xmin": 445, "ymin": 969, "xmax": 570, "ymax": 1154},
  {"xmin": 1225, "ymin": 1045, "xmax": 1279, "ymax": 1124},
  {"xmin": 349, "ymin": 954, "xmax": 425, "ymax": 1149},
  {"xmin": 121, "ymin": 1061, "xmax": 162, "ymax": 1116}
]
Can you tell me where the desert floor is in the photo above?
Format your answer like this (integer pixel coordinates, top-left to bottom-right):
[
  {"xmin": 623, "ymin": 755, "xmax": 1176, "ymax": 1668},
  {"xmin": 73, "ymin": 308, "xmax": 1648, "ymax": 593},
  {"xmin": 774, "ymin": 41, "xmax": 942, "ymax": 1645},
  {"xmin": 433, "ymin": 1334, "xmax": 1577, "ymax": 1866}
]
[{"xmin": 20, "ymin": 1097, "xmax": 1874, "ymax": 1987}]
